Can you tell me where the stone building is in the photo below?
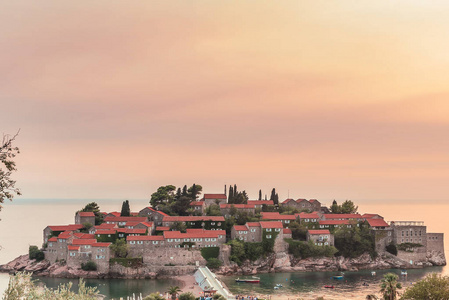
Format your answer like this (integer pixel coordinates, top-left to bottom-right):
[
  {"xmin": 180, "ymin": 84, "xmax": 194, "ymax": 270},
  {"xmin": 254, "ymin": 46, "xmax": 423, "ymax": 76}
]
[
  {"xmin": 138, "ymin": 207, "xmax": 169, "ymax": 226},
  {"xmin": 43, "ymin": 224, "xmax": 83, "ymax": 244},
  {"xmin": 220, "ymin": 204, "xmax": 255, "ymax": 218},
  {"xmin": 260, "ymin": 212, "xmax": 296, "ymax": 227},
  {"xmin": 390, "ymin": 221, "xmax": 428, "ymax": 262},
  {"xmin": 307, "ymin": 229, "xmax": 334, "ymax": 246},
  {"xmin": 202, "ymin": 193, "xmax": 227, "ymax": 207},
  {"xmin": 247, "ymin": 200, "xmax": 274, "ymax": 210},
  {"xmin": 296, "ymin": 212, "xmax": 321, "ymax": 223},
  {"xmin": 281, "ymin": 198, "xmax": 321, "ymax": 212},
  {"xmin": 103, "ymin": 216, "xmax": 147, "ymax": 226},
  {"xmin": 162, "ymin": 216, "xmax": 225, "ymax": 230},
  {"xmin": 75, "ymin": 212, "xmax": 96, "ymax": 226},
  {"xmin": 189, "ymin": 201, "xmax": 206, "ymax": 215},
  {"xmin": 322, "ymin": 214, "xmax": 364, "ymax": 221},
  {"xmin": 366, "ymin": 218, "xmax": 393, "ymax": 254}
]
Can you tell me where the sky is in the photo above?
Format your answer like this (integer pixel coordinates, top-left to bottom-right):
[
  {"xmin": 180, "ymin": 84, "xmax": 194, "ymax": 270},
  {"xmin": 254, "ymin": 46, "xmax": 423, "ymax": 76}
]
[{"xmin": 1, "ymin": 1, "xmax": 449, "ymax": 204}]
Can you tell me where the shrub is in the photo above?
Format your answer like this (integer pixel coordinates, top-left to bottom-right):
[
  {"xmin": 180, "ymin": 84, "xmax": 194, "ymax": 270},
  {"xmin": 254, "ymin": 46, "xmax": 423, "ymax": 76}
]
[
  {"xmin": 110, "ymin": 257, "xmax": 143, "ymax": 268},
  {"xmin": 206, "ymin": 258, "xmax": 222, "ymax": 269},
  {"xmin": 386, "ymin": 243, "xmax": 398, "ymax": 256},
  {"xmin": 397, "ymin": 243, "xmax": 423, "ymax": 252},
  {"xmin": 143, "ymin": 293, "xmax": 165, "ymax": 300},
  {"xmin": 286, "ymin": 239, "xmax": 338, "ymax": 259},
  {"xmin": 200, "ymin": 247, "xmax": 220, "ymax": 260},
  {"xmin": 213, "ymin": 294, "xmax": 226, "ymax": 300},
  {"xmin": 29, "ymin": 245, "xmax": 45, "ymax": 261},
  {"xmin": 178, "ymin": 292, "xmax": 196, "ymax": 300},
  {"xmin": 81, "ymin": 261, "xmax": 97, "ymax": 271}
]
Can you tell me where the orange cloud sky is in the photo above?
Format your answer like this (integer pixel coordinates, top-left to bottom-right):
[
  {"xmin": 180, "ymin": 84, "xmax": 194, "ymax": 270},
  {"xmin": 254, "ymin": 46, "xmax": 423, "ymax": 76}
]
[{"xmin": 1, "ymin": 1, "xmax": 449, "ymax": 203}]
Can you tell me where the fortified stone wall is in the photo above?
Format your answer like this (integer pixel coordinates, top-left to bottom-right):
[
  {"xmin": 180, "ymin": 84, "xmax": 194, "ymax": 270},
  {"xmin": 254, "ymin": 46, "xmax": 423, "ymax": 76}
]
[
  {"xmin": 396, "ymin": 247, "xmax": 427, "ymax": 265},
  {"xmin": 139, "ymin": 248, "xmax": 206, "ymax": 266},
  {"xmin": 427, "ymin": 233, "xmax": 445, "ymax": 253},
  {"xmin": 372, "ymin": 228, "xmax": 393, "ymax": 255}
]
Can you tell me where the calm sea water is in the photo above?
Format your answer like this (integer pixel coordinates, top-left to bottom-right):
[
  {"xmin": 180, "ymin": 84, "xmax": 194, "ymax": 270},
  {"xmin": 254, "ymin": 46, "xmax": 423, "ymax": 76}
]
[{"xmin": 1, "ymin": 199, "xmax": 449, "ymax": 299}]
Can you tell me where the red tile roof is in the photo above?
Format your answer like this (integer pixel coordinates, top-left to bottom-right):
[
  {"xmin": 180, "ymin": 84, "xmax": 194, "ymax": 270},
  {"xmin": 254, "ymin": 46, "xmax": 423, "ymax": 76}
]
[
  {"xmin": 282, "ymin": 198, "xmax": 295, "ymax": 204},
  {"xmin": 367, "ymin": 219, "xmax": 389, "ymax": 228},
  {"xmin": 362, "ymin": 213, "xmax": 383, "ymax": 219},
  {"xmin": 48, "ymin": 224, "xmax": 83, "ymax": 232},
  {"xmin": 308, "ymin": 230, "xmax": 330, "ymax": 235},
  {"xmin": 246, "ymin": 222, "xmax": 261, "ymax": 227},
  {"xmin": 92, "ymin": 243, "xmax": 111, "ymax": 247},
  {"xmin": 164, "ymin": 229, "xmax": 226, "ymax": 239},
  {"xmin": 296, "ymin": 212, "xmax": 320, "ymax": 219},
  {"xmin": 104, "ymin": 216, "xmax": 147, "ymax": 223},
  {"xmin": 137, "ymin": 222, "xmax": 154, "ymax": 228},
  {"xmin": 247, "ymin": 200, "xmax": 274, "ymax": 206},
  {"xmin": 72, "ymin": 239, "xmax": 96, "ymax": 245},
  {"xmin": 78, "ymin": 212, "xmax": 95, "ymax": 217},
  {"xmin": 58, "ymin": 231, "xmax": 72, "ymax": 239},
  {"xmin": 119, "ymin": 228, "xmax": 146, "ymax": 234},
  {"xmin": 233, "ymin": 225, "xmax": 248, "ymax": 231},
  {"xmin": 95, "ymin": 230, "xmax": 117, "ymax": 235},
  {"xmin": 296, "ymin": 198, "xmax": 308, "ymax": 203},
  {"xmin": 124, "ymin": 221, "xmax": 141, "ymax": 227},
  {"xmin": 73, "ymin": 233, "xmax": 95, "ymax": 239},
  {"xmin": 156, "ymin": 226, "xmax": 170, "ymax": 231},
  {"xmin": 319, "ymin": 220, "xmax": 350, "ymax": 225},
  {"xmin": 48, "ymin": 237, "xmax": 57, "ymax": 242},
  {"xmin": 203, "ymin": 194, "xmax": 227, "ymax": 199},
  {"xmin": 283, "ymin": 228, "xmax": 292, "ymax": 234},
  {"xmin": 68, "ymin": 245, "xmax": 80, "ymax": 251},
  {"xmin": 127, "ymin": 235, "xmax": 164, "ymax": 241},
  {"xmin": 107, "ymin": 212, "xmax": 121, "ymax": 217},
  {"xmin": 142, "ymin": 207, "xmax": 169, "ymax": 216},
  {"xmin": 162, "ymin": 216, "xmax": 225, "ymax": 222},
  {"xmin": 95, "ymin": 223, "xmax": 117, "ymax": 229},
  {"xmin": 309, "ymin": 199, "xmax": 319, "ymax": 203},
  {"xmin": 261, "ymin": 212, "xmax": 296, "ymax": 220},
  {"xmin": 259, "ymin": 221, "xmax": 284, "ymax": 229},
  {"xmin": 220, "ymin": 204, "xmax": 255, "ymax": 209},
  {"xmin": 190, "ymin": 201, "xmax": 205, "ymax": 206},
  {"xmin": 323, "ymin": 214, "xmax": 362, "ymax": 220}
]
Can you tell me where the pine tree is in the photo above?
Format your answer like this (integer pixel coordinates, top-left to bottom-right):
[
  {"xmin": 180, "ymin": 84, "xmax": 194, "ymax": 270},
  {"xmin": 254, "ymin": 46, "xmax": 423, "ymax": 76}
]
[
  {"xmin": 258, "ymin": 190, "xmax": 262, "ymax": 200},
  {"xmin": 182, "ymin": 185, "xmax": 188, "ymax": 196},
  {"xmin": 175, "ymin": 188, "xmax": 181, "ymax": 200}
]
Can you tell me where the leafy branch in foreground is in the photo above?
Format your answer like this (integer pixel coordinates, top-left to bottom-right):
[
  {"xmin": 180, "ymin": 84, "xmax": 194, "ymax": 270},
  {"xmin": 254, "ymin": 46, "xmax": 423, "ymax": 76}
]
[{"xmin": 0, "ymin": 130, "xmax": 21, "ymax": 211}]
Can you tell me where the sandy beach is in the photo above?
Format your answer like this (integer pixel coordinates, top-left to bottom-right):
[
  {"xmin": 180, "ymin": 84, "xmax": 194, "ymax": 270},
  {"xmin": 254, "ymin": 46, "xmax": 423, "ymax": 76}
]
[{"xmin": 175, "ymin": 275, "xmax": 205, "ymax": 298}]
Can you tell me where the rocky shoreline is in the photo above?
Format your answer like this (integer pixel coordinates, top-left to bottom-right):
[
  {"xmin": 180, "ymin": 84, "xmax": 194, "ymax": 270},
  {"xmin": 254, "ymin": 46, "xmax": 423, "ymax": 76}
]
[{"xmin": 1, "ymin": 251, "xmax": 445, "ymax": 280}]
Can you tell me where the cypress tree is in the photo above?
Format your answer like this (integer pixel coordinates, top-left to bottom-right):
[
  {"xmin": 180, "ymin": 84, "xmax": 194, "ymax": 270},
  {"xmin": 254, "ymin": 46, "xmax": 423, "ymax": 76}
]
[
  {"xmin": 182, "ymin": 185, "xmax": 188, "ymax": 196},
  {"xmin": 120, "ymin": 200, "xmax": 130, "ymax": 216},
  {"xmin": 234, "ymin": 184, "xmax": 237, "ymax": 195},
  {"xmin": 176, "ymin": 188, "xmax": 181, "ymax": 200},
  {"xmin": 270, "ymin": 188, "xmax": 276, "ymax": 201},
  {"xmin": 258, "ymin": 190, "xmax": 262, "ymax": 200},
  {"xmin": 229, "ymin": 186, "xmax": 234, "ymax": 204},
  {"xmin": 274, "ymin": 193, "xmax": 279, "ymax": 206}
]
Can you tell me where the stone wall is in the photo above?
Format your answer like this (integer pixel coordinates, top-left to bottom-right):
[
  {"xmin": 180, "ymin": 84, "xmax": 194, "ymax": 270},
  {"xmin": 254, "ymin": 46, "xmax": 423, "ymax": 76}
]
[
  {"xmin": 372, "ymin": 228, "xmax": 393, "ymax": 255},
  {"xmin": 427, "ymin": 233, "xmax": 444, "ymax": 253},
  {"xmin": 396, "ymin": 249, "xmax": 427, "ymax": 265},
  {"xmin": 139, "ymin": 248, "xmax": 206, "ymax": 267}
]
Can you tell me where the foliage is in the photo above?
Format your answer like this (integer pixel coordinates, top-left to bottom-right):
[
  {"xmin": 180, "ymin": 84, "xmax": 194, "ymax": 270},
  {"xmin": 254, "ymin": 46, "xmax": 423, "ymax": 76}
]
[
  {"xmin": 400, "ymin": 273, "xmax": 449, "ymax": 300},
  {"xmin": 201, "ymin": 247, "xmax": 220, "ymax": 260},
  {"xmin": 80, "ymin": 222, "xmax": 93, "ymax": 233},
  {"xmin": 28, "ymin": 246, "xmax": 45, "ymax": 261},
  {"xmin": 150, "ymin": 185, "xmax": 176, "ymax": 208},
  {"xmin": 3, "ymin": 272, "xmax": 99, "ymax": 300},
  {"xmin": 0, "ymin": 131, "xmax": 21, "ymax": 210},
  {"xmin": 330, "ymin": 200, "xmax": 358, "ymax": 214},
  {"xmin": 270, "ymin": 188, "xmax": 279, "ymax": 206},
  {"xmin": 228, "ymin": 184, "xmax": 249, "ymax": 204},
  {"xmin": 205, "ymin": 204, "xmax": 222, "ymax": 216},
  {"xmin": 213, "ymin": 294, "xmax": 226, "ymax": 300},
  {"xmin": 110, "ymin": 257, "xmax": 143, "ymax": 268},
  {"xmin": 380, "ymin": 273, "xmax": 402, "ymax": 300},
  {"xmin": 170, "ymin": 221, "xmax": 187, "ymax": 232},
  {"xmin": 206, "ymin": 258, "xmax": 222, "ymax": 269},
  {"xmin": 187, "ymin": 183, "xmax": 203, "ymax": 200},
  {"xmin": 228, "ymin": 239, "xmax": 246, "ymax": 265},
  {"xmin": 172, "ymin": 196, "xmax": 193, "ymax": 216},
  {"xmin": 80, "ymin": 202, "xmax": 104, "ymax": 225},
  {"xmin": 120, "ymin": 200, "xmax": 131, "ymax": 216},
  {"xmin": 110, "ymin": 238, "xmax": 129, "ymax": 258},
  {"xmin": 81, "ymin": 260, "xmax": 97, "ymax": 271},
  {"xmin": 397, "ymin": 243, "xmax": 423, "ymax": 252},
  {"xmin": 178, "ymin": 292, "xmax": 196, "ymax": 300},
  {"xmin": 143, "ymin": 293, "xmax": 165, "ymax": 300},
  {"xmin": 288, "ymin": 221, "xmax": 308, "ymax": 240},
  {"xmin": 334, "ymin": 221, "xmax": 376, "ymax": 258},
  {"xmin": 245, "ymin": 242, "xmax": 264, "ymax": 261},
  {"xmin": 386, "ymin": 243, "xmax": 398, "ymax": 256},
  {"xmin": 166, "ymin": 286, "xmax": 181, "ymax": 300},
  {"xmin": 286, "ymin": 239, "xmax": 338, "ymax": 258},
  {"xmin": 150, "ymin": 184, "xmax": 202, "ymax": 216}
]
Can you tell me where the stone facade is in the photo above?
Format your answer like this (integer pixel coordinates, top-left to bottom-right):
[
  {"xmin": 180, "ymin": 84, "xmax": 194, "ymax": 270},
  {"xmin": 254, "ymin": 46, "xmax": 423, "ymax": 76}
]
[
  {"xmin": 75, "ymin": 212, "xmax": 95, "ymax": 226},
  {"xmin": 138, "ymin": 207, "xmax": 168, "ymax": 226},
  {"xmin": 202, "ymin": 194, "xmax": 227, "ymax": 207},
  {"xmin": 391, "ymin": 221, "xmax": 427, "ymax": 246},
  {"xmin": 231, "ymin": 223, "xmax": 261, "ymax": 242},
  {"xmin": 220, "ymin": 204, "xmax": 255, "ymax": 218},
  {"xmin": 307, "ymin": 230, "xmax": 334, "ymax": 246}
]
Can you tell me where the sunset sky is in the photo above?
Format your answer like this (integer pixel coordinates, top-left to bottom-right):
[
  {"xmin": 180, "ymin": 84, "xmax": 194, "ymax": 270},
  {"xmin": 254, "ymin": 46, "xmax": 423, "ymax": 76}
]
[{"xmin": 1, "ymin": 1, "xmax": 449, "ymax": 204}]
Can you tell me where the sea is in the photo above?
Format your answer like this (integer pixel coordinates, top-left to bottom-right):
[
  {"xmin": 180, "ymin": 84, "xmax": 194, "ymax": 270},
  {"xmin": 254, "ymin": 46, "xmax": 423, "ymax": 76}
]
[{"xmin": 1, "ymin": 198, "xmax": 448, "ymax": 299}]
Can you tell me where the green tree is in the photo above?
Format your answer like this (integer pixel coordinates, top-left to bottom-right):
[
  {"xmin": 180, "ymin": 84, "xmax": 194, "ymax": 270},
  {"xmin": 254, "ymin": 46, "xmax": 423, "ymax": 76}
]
[
  {"xmin": 380, "ymin": 273, "xmax": 402, "ymax": 300},
  {"xmin": 166, "ymin": 286, "xmax": 181, "ymax": 300},
  {"xmin": 80, "ymin": 202, "xmax": 104, "ymax": 225},
  {"xmin": 228, "ymin": 185, "xmax": 234, "ymax": 203},
  {"xmin": 178, "ymin": 292, "xmax": 196, "ymax": 300},
  {"xmin": 206, "ymin": 258, "xmax": 222, "ymax": 269},
  {"xmin": 206, "ymin": 204, "xmax": 222, "ymax": 216},
  {"xmin": 170, "ymin": 221, "xmax": 187, "ymax": 232},
  {"xmin": 182, "ymin": 185, "xmax": 188, "ymax": 196},
  {"xmin": 288, "ymin": 221, "xmax": 308, "ymax": 240},
  {"xmin": 187, "ymin": 183, "xmax": 203, "ymax": 200},
  {"xmin": 340, "ymin": 200, "xmax": 358, "ymax": 214},
  {"xmin": 213, "ymin": 294, "xmax": 226, "ymax": 300},
  {"xmin": 234, "ymin": 190, "xmax": 249, "ymax": 204},
  {"xmin": 172, "ymin": 196, "xmax": 193, "ymax": 216},
  {"xmin": 0, "ymin": 131, "xmax": 21, "ymax": 210},
  {"xmin": 29, "ymin": 246, "xmax": 44, "ymax": 261},
  {"xmin": 150, "ymin": 185, "xmax": 176, "ymax": 207},
  {"xmin": 143, "ymin": 293, "xmax": 165, "ymax": 300},
  {"xmin": 228, "ymin": 239, "xmax": 246, "ymax": 265},
  {"xmin": 110, "ymin": 238, "xmax": 128, "ymax": 258},
  {"xmin": 330, "ymin": 200, "xmax": 340, "ymax": 214},
  {"xmin": 334, "ymin": 221, "xmax": 375, "ymax": 258},
  {"xmin": 401, "ymin": 273, "xmax": 449, "ymax": 300},
  {"xmin": 258, "ymin": 189, "xmax": 262, "ymax": 200},
  {"xmin": 120, "ymin": 200, "xmax": 131, "ymax": 216}
]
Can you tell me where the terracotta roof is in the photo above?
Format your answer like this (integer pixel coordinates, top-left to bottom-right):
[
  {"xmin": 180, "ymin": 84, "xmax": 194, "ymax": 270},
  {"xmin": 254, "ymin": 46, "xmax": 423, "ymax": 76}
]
[
  {"xmin": 142, "ymin": 207, "xmax": 169, "ymax": 216},
  {"xmin": 367, "ymin": 219, "xmax": 389, "ymax": 228},
  {"xmin": 137, "ymin": 222, "xmax": 154, "ymax": 228},
  {"xmin": 296, "ymin": 198, "xmax": 308, "ymax": 203},
  {"xmin": 296, "ymin": 212, "xmax": 320, "ymax": 219},
  {"xmin": 323, "ymin": 214, "xmax": 362, "ymax": 220},
  {"xmin": 203, "ymin": 194, "xmax": 227, "ymax": 199},
  {"xmin": 92, "ymin": 242, "xmax": 111, "ymax": 247},
  {"xmin": 247, "ymin": 200, "xmax": 274, "ymax": 206},
  {"xmin": 95, "ymin": 223, "xmax": 117, "ymax": 229},
  {"xmin": 72, "ymin": 239, "xmax": 96, "ymax": 245},
  {"xmin": 246, "ymin": 222, "xmax": 261, "ymax": 227},
  {"xmin": 127, "ymin": 235, "xmax": 164, "ymax": 241},
  {"xmin": 190, "ymin": 201, "xmax": 205, "ymax": 206},
  {"xmin": 162, "ymin": 216, "xmax": 225, "ymax": 222},
  {"xmin": 362, "ymin": 213, "xmax": 383, "ymax": 219},
  {"xmin": 219, "ymin": 204, "xmax": 255, "ymax": 209},
  {"xmin": 95, "ymin": 229, "xmax": 117, "ymax": 235},
  {"xmin": 118, "ymin": 228, "xmax": 146, "ymax": 234},
  {"xmin": 309, "ymin": 199, "xmax": 319, "ymax": 203},
  {"xmin": 282, "ymin": 198, "xmax": 295, "ymax": 204},
  {"xmin": 57, "ymin": 231, "xmax": 72, "ymax": 239},
  {"xmin": 73, "ymin": 233, "xmax": 95, "ymax": 239},
  {"xmin": 259, "ymin": 221, "xmax": 284, "ymax": 229},
  {"xmin": 283, "ymin": 228, "xmax": 292, "ymax": 234},
  {"xmin": 124, "ymin": 221, "xmax": 141, "ymax": 227},
  {"xmin": 156, "ymin": 226, "xmax": 170, "ymax": 231},
  {"xmin": 131, "ymin": 212, "xmax": 139, "ymax": 216},
  {"xmin": 319, "ymin": 220, "xmax": 350, "ymax": 225},
  {"xmin": 261, "ymin": 212, "xmax": 296, "ymax": 220},
  {"xmin": 106, "ymin": 212, "xmax": 121, "ymax": 217},
  {"xmin": 48, "ymin": 237, "xmax": 57, "ymax": 242},
  {"xmin": 233, "ymin": 225, "xmax": 248, "ymax": 231},
  {"xmin": 104, "ymin": 216, "xmax": 147, "ymax": 222},
  {"xmin": 48, "ymin": 224, "xmax": 83, "ymax": 232},
  {"xmin": 78, "ymin": 212, "xmax": 95, "ymax": 217},
  {"xmin": 164, "ymin": 229, "xmax": 226, "ymax": 239},
  {"xmin": 68, "ymin": 245, "xmax": 80, "ymax": 251},
  {"xmin": 308, "ymin": 230, "xmax": 330, "ymax": 235}
]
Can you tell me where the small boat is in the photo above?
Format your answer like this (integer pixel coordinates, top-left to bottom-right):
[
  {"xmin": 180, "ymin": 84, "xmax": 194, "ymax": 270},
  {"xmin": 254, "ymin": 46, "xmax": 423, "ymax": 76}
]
[
  {"xmin": 371, "ymin": 271, "xmax": 376, "ymax": 276},
  {"xmin": 324, "ymin": 285, "xmax": 334, "ymax": 289},
  {"xmin": 333, "ymin": 275, "xmax": 344, "ymax": 280},
  {"xmin": 235, "ymin": 277, "xmax": 260, "ymax": 283},
  {"xmin": 401, "ymin": 270, "xmax": 408, "ymax": 276}
]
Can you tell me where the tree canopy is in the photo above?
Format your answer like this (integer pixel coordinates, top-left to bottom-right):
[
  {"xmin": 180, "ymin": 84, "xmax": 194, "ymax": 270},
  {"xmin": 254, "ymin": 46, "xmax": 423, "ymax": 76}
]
[
  {"xmin": 0, "ymin": 131, "xmax": 21, "ymax": 211},
  {"xmin": 80, "ymin": 202, "xmax": 104, "ymax": 225},
  {"xmin": 380, "ymin": 273, "xmax": 402, "ymax": 300},
  {"xmin": 401, "ymin": 273, "xmax": 449, "ymax": 300},
  {"xmin": 330, "ymin": 200, "xmax": 358, "ymax": 214},
  {"xmin": 120, "ymin": 200, "xmax": 131, "ymax": 216}
]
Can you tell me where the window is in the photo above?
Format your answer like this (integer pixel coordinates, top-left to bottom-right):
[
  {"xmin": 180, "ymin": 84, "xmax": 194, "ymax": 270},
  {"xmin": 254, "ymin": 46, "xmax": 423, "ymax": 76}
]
[
  {"xmin": 266, "ymin": 235, "xmax": 272, "ymax": 239},
  {"xmin": 275, "ymin": 228, "xmax": 281, "ymax": 232},
  {"xmin": 153, "ymin": 241, "xmax": 158, "ymax": 244},
  {"xmin": 211, "ymin": 222, "xmax": 215, "ymax": 225},
  {"xmin": 167, "ymin": 239, "xmax": 173, "ymax": 242},
  {"xmin": 70, "ymin": 252, "xmax": 76, "ymax": 257},
  {"xmin": 218, "ymin": 222, "xmax": 221, "ymax": 226},
  {"xmin": 402, "ymin": 231, "xmax": 404, "ymax": 236},
  {"xmin": 130, "ymin": 241, "xmax": 135, "ymax": 244},
  {"xmin": 49, "ymin": 243, "xmax": 53, "ymax": 247},
  {"xmin": 175, "ymin": 239, "xmax": 180, "ymax": 242},
  {"xmin": 324, "ymin": 242, "xmax": 329, "ymax": 245},
  {"xmin": 137, "ymin": 241, "xmax": 143, "ymax": 244},
  {"xmin": 320, "ymin": 225, "xmax": 324, "ymax": 228},
  {"xmin": 251, "ymin": 229, "xmax": 256, "ymax": 232},
  {"xmin": 285, "ymin": 220, "xmax": 290, "ymax": 224},
  {"xmin": 266, "ymin": 228, "xmax": 272, "ymax": 232}
]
